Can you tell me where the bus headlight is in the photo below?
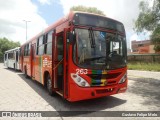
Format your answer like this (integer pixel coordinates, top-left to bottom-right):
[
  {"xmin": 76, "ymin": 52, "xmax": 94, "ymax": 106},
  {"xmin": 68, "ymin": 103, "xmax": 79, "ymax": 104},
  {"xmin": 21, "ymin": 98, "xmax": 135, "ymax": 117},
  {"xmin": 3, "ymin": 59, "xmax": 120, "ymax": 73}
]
[
  {"xmin": 71, "ymin": 73, "xmax": 90, "ymax": 87},
  {"xmin": 118, "ymin": 73, "xmax": 127, "ymax": 84}
]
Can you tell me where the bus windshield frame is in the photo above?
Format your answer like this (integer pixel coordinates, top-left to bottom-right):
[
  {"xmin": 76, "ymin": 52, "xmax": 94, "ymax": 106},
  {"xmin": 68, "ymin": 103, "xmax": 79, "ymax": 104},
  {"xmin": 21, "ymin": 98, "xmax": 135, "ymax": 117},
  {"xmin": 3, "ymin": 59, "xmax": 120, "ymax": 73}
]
[{"xmin": 72, "ymin": 26, "xmax": 127, "ymax": 70}]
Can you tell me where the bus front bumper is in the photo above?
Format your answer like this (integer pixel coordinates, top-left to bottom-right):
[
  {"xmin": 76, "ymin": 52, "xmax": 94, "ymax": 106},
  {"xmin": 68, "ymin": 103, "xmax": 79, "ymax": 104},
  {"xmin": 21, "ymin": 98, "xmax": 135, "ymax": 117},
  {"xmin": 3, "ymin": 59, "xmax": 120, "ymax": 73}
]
[{"xmin": 67, "ymin": 79, "xmax": 127, "ymax": 102}]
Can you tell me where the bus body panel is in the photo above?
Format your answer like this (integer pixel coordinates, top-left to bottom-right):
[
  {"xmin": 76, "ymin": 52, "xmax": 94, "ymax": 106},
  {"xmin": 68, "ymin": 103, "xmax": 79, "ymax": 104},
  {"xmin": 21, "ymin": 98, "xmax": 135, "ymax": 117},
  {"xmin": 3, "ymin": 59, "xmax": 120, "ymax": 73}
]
[{"xmin": 68, "ymin": 79, "xmax": 127, "ymax": 102}]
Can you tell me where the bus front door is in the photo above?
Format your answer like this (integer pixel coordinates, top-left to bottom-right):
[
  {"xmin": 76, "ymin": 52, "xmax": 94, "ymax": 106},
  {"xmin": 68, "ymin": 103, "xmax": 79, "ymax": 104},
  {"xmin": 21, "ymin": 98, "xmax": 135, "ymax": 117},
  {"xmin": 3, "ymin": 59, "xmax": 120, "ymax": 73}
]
[
  {"xmin": 53, "ymin": 32, "xmax": 64, "ymax": 95},
  {"xmin": 53, "ymin": 29, "xmax": 68, "ymax": 98}
]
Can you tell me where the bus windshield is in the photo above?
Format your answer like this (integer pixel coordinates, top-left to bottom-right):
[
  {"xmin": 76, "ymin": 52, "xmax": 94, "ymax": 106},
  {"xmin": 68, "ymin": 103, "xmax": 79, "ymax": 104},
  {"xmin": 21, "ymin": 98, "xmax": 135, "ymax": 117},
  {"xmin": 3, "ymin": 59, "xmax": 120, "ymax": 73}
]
[{"xmin": 73, "ymin": 28, "xmax": 127, "ymax": 70}]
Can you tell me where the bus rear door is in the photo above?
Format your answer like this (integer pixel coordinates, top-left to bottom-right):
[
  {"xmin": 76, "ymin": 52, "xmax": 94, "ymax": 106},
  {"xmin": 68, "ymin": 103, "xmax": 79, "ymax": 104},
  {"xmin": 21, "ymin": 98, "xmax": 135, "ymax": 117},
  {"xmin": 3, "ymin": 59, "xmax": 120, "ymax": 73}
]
[{"xmin": 31, "ymin": 43, "xmax": 36, "ymax": 79}]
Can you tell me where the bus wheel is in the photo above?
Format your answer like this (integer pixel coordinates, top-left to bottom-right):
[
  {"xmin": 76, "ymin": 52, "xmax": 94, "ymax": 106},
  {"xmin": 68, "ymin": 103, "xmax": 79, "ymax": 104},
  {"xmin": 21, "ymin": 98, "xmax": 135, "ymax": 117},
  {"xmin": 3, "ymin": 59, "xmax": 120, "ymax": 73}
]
[
  {"xmin": 24, "ymin": 67, "xmax": 29, "ymax": 78},
  {"xmin": 47, "ymin": 75, "xmax": 55, "ymax": 96},
  {"xmin": 13, "ymin": 63, "xmax": 15, "ymax": 70}
]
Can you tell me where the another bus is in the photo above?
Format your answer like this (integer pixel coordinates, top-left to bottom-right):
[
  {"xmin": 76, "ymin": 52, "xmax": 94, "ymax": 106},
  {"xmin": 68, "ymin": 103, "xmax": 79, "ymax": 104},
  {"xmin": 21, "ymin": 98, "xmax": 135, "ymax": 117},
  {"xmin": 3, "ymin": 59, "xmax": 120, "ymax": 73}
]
[
  {"xmin": 20, "ymin": 11, "xmax": 128, "ymax": 102},
  {"xmin": 4, "ymin": 47, "xmax": 20, "ymax": 70}
]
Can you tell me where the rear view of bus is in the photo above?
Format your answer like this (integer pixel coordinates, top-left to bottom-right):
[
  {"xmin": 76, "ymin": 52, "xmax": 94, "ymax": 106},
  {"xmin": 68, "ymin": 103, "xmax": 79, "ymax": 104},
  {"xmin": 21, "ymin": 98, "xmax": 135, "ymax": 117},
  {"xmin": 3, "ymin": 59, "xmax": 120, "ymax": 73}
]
[
  {"xmin": 4, "ymin": 47, "xmax": 20, "ymax": 70},
  {"xmin": 67, "ymin": 12, "xmax": 127, "ymax": 101}
]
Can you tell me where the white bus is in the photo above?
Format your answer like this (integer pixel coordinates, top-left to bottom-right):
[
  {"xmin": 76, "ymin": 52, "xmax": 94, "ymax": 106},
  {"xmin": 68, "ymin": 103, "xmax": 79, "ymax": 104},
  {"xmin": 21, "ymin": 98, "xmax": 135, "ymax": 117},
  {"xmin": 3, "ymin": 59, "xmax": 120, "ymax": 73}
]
[{"xmin": 4, "ymin": 47, "xmax": 20, "ymax": 70}]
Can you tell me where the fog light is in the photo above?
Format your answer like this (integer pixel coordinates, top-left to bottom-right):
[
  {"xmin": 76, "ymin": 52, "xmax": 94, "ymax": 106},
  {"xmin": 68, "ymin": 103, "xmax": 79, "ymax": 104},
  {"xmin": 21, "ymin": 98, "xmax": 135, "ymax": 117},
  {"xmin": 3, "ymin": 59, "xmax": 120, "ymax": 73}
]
[{"xmin": 120, "ymin": 87, "xmax": 127, "ymax": 91}]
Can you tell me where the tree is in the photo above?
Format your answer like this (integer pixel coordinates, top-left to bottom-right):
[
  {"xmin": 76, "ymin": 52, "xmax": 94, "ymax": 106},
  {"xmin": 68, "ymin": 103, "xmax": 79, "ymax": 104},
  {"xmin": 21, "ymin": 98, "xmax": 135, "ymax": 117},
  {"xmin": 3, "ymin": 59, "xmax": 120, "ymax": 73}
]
[
  {"xmin": 0, "ymin": 37, "xmax": 20, "ymax": 62},
  {"xmin": 70, "ymin": 5, "xmax": 105, "ymax": 16},
  {"xmin": 134, "ymin": 0, "xmax": 160, "ymax": 52}
]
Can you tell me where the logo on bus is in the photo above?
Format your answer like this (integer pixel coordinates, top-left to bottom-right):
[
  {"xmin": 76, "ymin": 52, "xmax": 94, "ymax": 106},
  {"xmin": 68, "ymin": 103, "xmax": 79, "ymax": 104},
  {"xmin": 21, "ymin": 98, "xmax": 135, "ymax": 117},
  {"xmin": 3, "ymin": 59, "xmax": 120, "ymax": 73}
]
[{"xmin": 43, "ymin": 58, "xmax": 52, "ymax": 68}]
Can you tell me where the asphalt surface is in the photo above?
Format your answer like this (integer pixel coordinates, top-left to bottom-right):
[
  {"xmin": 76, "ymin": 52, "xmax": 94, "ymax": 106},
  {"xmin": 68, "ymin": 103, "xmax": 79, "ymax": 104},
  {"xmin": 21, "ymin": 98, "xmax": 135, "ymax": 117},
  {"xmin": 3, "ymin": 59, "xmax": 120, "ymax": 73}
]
[{"xmin": 0, "ymin": 63, "xmax": 160, "ymax": 120}]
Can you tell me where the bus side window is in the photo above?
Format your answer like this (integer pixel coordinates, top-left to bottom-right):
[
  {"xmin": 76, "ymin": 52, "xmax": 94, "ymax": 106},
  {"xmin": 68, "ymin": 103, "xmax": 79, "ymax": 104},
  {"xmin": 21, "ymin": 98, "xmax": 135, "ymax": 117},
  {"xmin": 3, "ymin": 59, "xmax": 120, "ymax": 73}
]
[
  {"xmin": 16, "ymin": 51, "xmax": 18, "ymax": 62},
  {"xmin": 8, "ymin": 52, "xmax": 14, "ymax": 59},
  {"xmin": 24, "ymin": 44, "xmax": 30, "ymax": 56},
  {"xmin": 24, "ymin": 46, "xmax": 26, "ymax": 56},
  {"xmin": 24, "ymin": 45, "xmax": 27, "ymax": 56},
  {"xmin": 20, "ymin": 48, "xmax": 22, "ymax": 57},
  {"xmin": 28, "ymin": 43, "xmax": 31, "ymax": 56},
  {"xmin": 45, "ymin": 31, "xmax": 53, "ymax": 55},
  {"xmin": 37, "ymin": 35, "xmax": 45, "ymax": 55}
]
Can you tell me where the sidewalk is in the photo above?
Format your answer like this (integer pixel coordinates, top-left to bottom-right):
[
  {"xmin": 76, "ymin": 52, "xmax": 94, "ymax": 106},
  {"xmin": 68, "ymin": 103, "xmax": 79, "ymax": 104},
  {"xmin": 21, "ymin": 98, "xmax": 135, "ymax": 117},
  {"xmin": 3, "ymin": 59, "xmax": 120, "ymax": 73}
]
[
  {"xmin": 128, "ymin": 70, "xmax": 160, "ymax": 80},
  {"xmin": 127, "ymin": 70, "xmax": 160, "ymax": 84}
]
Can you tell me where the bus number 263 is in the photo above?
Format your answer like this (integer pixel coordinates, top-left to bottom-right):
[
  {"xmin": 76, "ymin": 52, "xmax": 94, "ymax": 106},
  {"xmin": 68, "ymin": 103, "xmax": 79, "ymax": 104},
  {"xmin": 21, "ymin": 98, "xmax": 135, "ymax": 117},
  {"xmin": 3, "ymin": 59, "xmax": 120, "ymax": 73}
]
[{"xmin": 76, "ymin": 69, "xmax": 88, "ymax": 74}]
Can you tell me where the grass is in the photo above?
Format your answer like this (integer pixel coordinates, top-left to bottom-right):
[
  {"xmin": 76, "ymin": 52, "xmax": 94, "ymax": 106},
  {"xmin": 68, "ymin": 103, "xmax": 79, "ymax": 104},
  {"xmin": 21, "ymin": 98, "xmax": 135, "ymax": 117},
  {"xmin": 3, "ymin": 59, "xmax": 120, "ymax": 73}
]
[{"xmin": 128, "ymin": 62, "xmax": 160, "ymax": 72}]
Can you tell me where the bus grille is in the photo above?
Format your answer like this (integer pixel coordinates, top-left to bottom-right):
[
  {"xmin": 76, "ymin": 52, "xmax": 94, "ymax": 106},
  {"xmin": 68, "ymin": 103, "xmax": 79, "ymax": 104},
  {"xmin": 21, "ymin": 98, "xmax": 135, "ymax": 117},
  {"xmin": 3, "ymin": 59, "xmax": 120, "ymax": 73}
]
[{"xmin": 87, "ymin": 73, "xmax": 121, "ymax": 86}]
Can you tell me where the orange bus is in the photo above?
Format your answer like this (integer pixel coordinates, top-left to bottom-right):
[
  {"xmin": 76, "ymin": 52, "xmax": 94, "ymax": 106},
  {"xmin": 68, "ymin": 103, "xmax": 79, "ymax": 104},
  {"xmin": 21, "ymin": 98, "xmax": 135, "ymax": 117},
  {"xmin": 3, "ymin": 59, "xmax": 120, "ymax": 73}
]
[{"xmin": 20, "ymin": 11, "xmax": 128, "ymax": 102}]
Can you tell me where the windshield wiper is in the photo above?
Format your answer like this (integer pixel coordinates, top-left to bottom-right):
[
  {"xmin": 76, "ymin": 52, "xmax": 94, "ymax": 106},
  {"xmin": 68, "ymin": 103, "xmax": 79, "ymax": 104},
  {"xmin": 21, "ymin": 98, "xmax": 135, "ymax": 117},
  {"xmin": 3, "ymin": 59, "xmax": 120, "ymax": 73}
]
[{"xmin": 88, "ymin": 27, "xmax": 96, "ymax": 48}]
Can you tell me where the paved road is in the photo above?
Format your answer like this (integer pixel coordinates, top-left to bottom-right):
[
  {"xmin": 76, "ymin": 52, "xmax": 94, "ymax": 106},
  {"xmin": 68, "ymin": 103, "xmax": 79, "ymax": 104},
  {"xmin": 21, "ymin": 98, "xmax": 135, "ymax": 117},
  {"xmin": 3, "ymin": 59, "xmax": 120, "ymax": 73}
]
[{"xmin": 0, "ymin": 63, "xmax": 160, "ymax": 120}]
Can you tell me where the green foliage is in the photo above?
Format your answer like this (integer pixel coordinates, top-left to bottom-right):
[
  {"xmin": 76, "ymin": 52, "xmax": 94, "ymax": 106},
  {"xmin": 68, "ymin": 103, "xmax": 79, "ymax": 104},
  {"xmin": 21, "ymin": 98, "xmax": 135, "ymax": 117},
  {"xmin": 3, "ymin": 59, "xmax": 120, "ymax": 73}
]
[
  {"xmin": 134, "ymin": 0, "xmax": 160, "ymax": 52},
  {"xmin": 128, "ymin": 62, "xmax": 160, "ymax": 71},
  {"xmin": 0, "ymin": 37, "xmax": 20, "ymax": 62},
  {"xmin": 151, "ymin": 25, "xmax": 160, "ymax": 51},
  {"xmin": 70, "ymin": 5, "xmax": 105, "ymax": 16}
]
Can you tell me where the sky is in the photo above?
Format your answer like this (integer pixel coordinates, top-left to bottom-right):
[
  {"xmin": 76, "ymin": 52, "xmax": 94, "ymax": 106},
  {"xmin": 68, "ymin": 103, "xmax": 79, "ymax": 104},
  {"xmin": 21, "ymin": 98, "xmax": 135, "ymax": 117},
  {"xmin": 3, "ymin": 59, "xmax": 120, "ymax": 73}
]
[{"xmin": 0, "ymin": 0, "xmax": 151, "ymax": 48}]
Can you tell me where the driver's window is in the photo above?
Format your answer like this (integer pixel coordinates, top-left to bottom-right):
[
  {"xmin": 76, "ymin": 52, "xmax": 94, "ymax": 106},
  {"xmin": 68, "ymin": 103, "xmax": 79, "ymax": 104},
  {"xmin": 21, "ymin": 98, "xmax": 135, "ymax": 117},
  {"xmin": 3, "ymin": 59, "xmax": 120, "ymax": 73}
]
[{"xmin": 110, "ymin": 41, "xmax": 122, "ymax": 55}]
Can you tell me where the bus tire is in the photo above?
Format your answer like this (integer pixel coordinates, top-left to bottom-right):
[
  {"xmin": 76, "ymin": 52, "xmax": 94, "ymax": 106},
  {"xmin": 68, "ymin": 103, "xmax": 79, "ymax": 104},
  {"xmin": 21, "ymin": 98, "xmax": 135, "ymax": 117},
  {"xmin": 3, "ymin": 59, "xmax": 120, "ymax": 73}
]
[
  {"xmin": 47, "ymin": 75, "xmax": 56, "ymax": 96},
  {"xmin": 13, "ymin": 63, "xmax": 15, "ymax": 70},
  {"xmin": 24, "ymin": 67, "xmax": 29, "ymax": 78}
]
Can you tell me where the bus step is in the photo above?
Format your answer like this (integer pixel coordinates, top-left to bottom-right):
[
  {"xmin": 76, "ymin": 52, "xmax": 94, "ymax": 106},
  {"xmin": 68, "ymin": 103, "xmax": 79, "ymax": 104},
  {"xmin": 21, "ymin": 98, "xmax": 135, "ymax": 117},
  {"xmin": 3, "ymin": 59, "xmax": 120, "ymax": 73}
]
[{"xmin": 56, "ymin": 90, "xmax": 63, "ymax": 96}]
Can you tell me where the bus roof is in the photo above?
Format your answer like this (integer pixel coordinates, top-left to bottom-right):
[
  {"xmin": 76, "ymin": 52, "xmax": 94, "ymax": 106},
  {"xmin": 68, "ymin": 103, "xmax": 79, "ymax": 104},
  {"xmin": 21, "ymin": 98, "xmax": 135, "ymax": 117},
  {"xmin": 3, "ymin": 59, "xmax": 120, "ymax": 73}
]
[
  {"xmin": 5, "ymin": 47, "xmax": 20, "ymax": 53},
  {"xmin": 23, "ymin": 11, "xmax": 124, "ymax": 45}
]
